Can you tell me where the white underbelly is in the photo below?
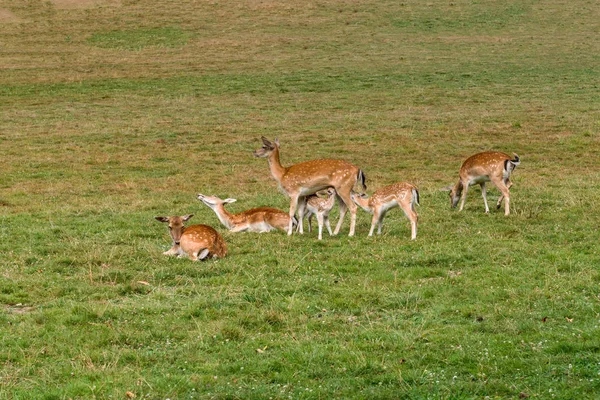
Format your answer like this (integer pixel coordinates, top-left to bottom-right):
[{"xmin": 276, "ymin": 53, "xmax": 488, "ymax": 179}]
[{"xmin": 468, "ymin": 175, "xmax": 490, "ymax": 186}]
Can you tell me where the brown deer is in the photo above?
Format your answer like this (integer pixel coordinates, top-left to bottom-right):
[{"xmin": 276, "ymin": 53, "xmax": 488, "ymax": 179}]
[
  {"xmin": 154, "ymin": 215, "xmax": 227, "ymax": 260},
  {"xmin": 446, "ymin": 151, "xmax": 520, "ymax": 215},
  {"xmin": 351, "ymin": 182, "xmax": 419, "ymax": 239},
  {"xmin": 253, "ymin": 137, "xmax": 366, "ymax": 236},
  {"xmin": 297, "ymin": 187, "xmax": 337, "ymax": 240},
  {"xmin": 197, "ymin": 193, "xmax": 293, "ymax": 233}
]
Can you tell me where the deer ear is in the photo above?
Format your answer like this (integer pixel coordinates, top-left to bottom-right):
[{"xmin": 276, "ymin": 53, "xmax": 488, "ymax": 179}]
[
  {"xmin": 182, "ymin": 214, "xmax": 194, "ymax": 222},
  {"xmin": 261, "ymin": 136, "xmax": 272, "ymax": 146},
  {"xmin": 155, "ymin": 216, "xmax": 169, "ymax": 223},
  {"xmin": 224, "ymin": 198, "xmax": 237, "ymax": 204},
  {"xmin": 274, "ymin": 137, "xmax": 280, "ymax": 146}
]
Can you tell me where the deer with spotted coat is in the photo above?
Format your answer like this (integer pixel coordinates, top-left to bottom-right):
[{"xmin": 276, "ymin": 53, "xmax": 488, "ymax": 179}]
[
  {"xmin": 445, "ymin": 151, "xmax": 520, "ymax": 215},
  {"xmin": 197, "ymin": 193, "xmax": 293, "ymax": 233},
  {"xmin": 351, "ymin": 182, "xmax": 420, "ymax": 239},
  {"xmin": 253, "ymin": 137, "xmax": 366, "ymax": 236},
  {"xmin": 154, "ymin": 215, "xmax": 227, "ymax": 260},
  {"xmin": 296, "ymin": 187, "xmax": 337, "ymax": 240}
]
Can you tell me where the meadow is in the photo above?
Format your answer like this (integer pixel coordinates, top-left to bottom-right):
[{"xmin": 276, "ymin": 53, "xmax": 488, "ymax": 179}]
[{"xmin": 1, "ymin": 0, "xmax": 599, "ymax": 398}]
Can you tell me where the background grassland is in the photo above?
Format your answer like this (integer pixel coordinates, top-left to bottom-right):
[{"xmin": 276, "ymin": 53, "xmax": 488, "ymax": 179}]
[{"xmin": 1, "ymin": 0, "xmax": 599, "ymax": 398}]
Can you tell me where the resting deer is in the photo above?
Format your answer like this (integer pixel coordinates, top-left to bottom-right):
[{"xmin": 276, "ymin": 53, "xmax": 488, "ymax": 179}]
[
  {"xmin": 297, "ymin": 187, "xmax": 337, "ymax": 240},
  {"xmin": 154, "ymin": 215, "xmax": 227, "ymax": 260},
  {"xmin": 197, "ymin": 193, "xmax": 293, "ymax": 233},
  {"xmin": 351, "ymin": 182, "xmax": 419, "ymax": 239},
  {"xmin": 446, "ymin": 151, "xmax": 520, "ymax": 215},
  {"xmin": 254, "ymin": 137, "xmax": 366, "ymax": 236}
]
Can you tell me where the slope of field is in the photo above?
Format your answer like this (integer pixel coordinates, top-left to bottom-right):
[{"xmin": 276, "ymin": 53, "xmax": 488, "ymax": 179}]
[{"xmin": 1, "ymin": 0, "xmax": 599, "ymax": 398}]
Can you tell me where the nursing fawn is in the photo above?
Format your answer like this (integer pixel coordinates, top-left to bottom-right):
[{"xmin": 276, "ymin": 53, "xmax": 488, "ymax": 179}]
[{"xmin": 297, "ymin": 187, "xmax": 337, "ymax": 240}]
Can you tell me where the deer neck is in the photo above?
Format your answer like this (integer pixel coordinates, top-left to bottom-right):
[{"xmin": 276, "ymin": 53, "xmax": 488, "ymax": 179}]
[
  {"xmin": 213, "ymin": 204, "xmax": 239, "ymax": 230},
  {"xmin": 267, "ymin": 147, "xmax": 287, "ymax": 184}
]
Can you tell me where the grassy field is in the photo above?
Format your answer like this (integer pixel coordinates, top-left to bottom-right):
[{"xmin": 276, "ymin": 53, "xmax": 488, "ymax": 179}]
[{"xmin": 1, "ymin": 0, "xmax": 600, "ymax": 398}]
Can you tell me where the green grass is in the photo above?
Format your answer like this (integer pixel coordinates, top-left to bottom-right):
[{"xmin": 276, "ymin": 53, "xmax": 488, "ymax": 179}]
[{"xmin": 1, "ymin": 0, "xmax": 600, "ymax": 398}]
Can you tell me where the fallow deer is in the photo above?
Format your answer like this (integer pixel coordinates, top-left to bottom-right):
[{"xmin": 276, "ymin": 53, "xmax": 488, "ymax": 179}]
[
  {"xmin": 197, "ymin": 193, "xmax": 293, "ymax": 233},
  {"xmin": 154, "ymin": 215, "xmax": 227, "ymax": 260},
  {"xmin": 253, "ymin": 137, "xmax": 366, "ymax": 236},
  {"xmin": 446, "ymin": 151, "xmax": 520, "ymax": 215},
  {"xmin": 297, "ymin": 187, "xmax": 337, "ymax": 240},
  {"xmin": 351, "ymin": 182, "xmax": 419, "ymax": 239}
]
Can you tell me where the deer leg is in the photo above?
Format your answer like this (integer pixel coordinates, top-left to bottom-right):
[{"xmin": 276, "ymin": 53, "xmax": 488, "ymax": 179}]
[
  {"xmin": 336, "ymin": 190, "xmax": 357, "ymax": 236},
  {"xmin": 163, "ymin": 245, "xmax": 180, "ymax": 256},
  {"xmin": 324, "ymin": 215, "xmax": 333, "ymax": 236},
  {"xmin": 377, "ymin": 210, "xmax": 386, "ymax": 235},
  {"xmin": 316, "ymin": 213, "xmax": 324, "ymax": 240},
  {"xmin": 480, "ymin": 182, "xmax": 490, "ymax": 213},
  {"xmin": 408, "ymin": 209, "xmax": 418, "ymax": 240},
  {"xmin": 458, "ymin": 181, "xmax": 470, "ymax": 212},
  {"xmin": 369, "ymin": 209, "xmax": 380, "ymax": 237},
  {"xmin": 333, "ymin": 195, "xmax": 347, "ymax": 235},
  {"xmin": 307, "ymin": 211, "xmax": 313, "ymax": 233},
  {"xmin": 288, "ymin": 195, "xmax": 300, "ymax": 235},
  {"xmin": 492, "ymin": 177, "xmax": 511, "ymax": 216},
  {"xmin": 198, "ymin": 248, "xmax": 210, "ymax": 260},
  {"xmin": 296, "ymin": 198, "xmax": 306, "ymax": 234},
  {"xmin": 502, "ymin": 187, "xmax": 511, "ymax": 216}
]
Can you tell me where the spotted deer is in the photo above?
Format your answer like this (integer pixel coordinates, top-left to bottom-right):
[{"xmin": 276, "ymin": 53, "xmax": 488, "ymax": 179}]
[
  {"xmin": 154, "ymin": 215, "xmax": 227, "ymax": 260},
  {"xmin": 253, "ymin": 137, "xmax": 366, "ymax": 236},
  {"xmin": 351, "ymin": 182, "xmax": 419, "ymax": 239},
  {"xmin": 446, "ymin": 151, "xmax": 520, "ymax": 215},
  {"xmin": 197, "ymin": 193, "xmax": 293, "ymax": 233},
  {"xmin": 297, "ymin": 187, "xmax": 337, "ymax": 240}
]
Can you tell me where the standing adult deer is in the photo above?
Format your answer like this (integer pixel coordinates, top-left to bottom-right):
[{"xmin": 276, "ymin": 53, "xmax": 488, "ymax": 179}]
[
  {"xmin": 197, "ymin": 193, "xmax": 293, "ymax": 233},
  {"xmin": 297, "ymin": 187, "xmax": 337, "ymax": 240},
  {"xmin": 351, "ymin": 182, "xmax": 419, "ymax": 239},
  {"xmin": 154, "ymin": 215, "xmax": 227, "ymax": 260},
  {"xmin": 253, "ymin": 137, "xmax": 366, "ymax": 236},
  {"xmin": 446, "ymin": 151, "xmax": 520, "ymax": 215}
]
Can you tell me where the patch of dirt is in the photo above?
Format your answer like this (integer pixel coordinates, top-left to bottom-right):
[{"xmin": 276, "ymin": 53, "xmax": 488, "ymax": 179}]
[
  {"xmin": 5, "ymin": 304, "xmax": 35, "ymax": 314},
  {"xmin": 0, "ymin": 8, "xmax": 24, "ymax": 22},
  {"xmin": 48, "ymin": 0, "xmax": 121, "ymax": 9}
]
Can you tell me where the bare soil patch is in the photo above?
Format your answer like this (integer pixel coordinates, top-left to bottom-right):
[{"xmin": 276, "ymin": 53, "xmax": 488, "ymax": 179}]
[
  {"xmin": 48, "ymin": 0, "xmax": 120, "ymax": 9},
  {"xmin": 5, "ymin": 304, "xmax": 35, "ymax": 314},
  {"xmin": 0, "ymin": 8, "xmax": 24, "ymax": 22}
]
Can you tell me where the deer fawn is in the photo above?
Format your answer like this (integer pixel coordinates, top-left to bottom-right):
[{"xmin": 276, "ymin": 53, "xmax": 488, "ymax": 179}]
[
  {"xmin": 197, "ymin": 193, "xmax": 293, "ymax": 233},
  {"xmin": 351, "ymin": 182, "xmax": 419, "ymax": 239},
  {"xmin": 446, "ymin": 151, "xmax": 520, "ymax": 215},
  {"xmin": 154, "ymin": 215, "xmax": 227, "ymax": 260},
  {"xmin": 297, "ymin": 187, "xmax": 337, "ymax": 240},
  {"xmin": 253, "ymin": 137, "xmax": 366, "ymax": 236}
]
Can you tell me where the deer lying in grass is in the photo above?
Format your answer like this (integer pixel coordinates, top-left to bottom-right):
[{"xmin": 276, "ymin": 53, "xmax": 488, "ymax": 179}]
[
  {"xmin": 297, "ymin": 187, "xmax": 337, "ymax": 240},
  {"xmin": 351, "ymin": 182, "xmax": 419, "ymax": 239},
  {"xmin": 197, "ymin": 193, "xmax": 293, "ymax": 233},
  {"xmin": 445, "ymin": 151, "xmax": 520, "ymax": 215},
  {"xmin": 154, "ymin": 215, "xmax": 227, "ymax": 260},
  {"xmin": 254, "ymin": 137, "xmax": 366, "ymax": 236}
]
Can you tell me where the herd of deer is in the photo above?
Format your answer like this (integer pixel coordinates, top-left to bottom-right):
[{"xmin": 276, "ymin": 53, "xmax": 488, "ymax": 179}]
[{"xmin": 155, "ymin": 137, "xmax": 521, "ymax": 261}]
